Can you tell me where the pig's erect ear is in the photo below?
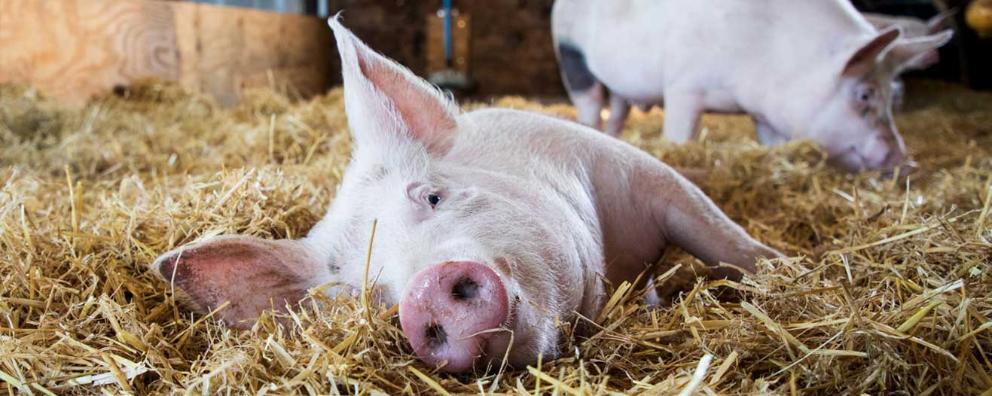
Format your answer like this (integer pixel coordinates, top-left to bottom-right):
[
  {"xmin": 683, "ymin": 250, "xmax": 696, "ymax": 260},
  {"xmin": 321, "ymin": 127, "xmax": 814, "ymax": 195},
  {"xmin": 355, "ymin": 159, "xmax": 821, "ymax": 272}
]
[
  {"xmin": 927, "ymin": 9, "xmax": 957, "ymax": 34},
  {"xmin": 329, "ymin": 17, "xmax": 458, "ymax": 157},
  {"xmin": 842, "ymin": 27, "xmax": 902, "ymax": 78},
  {"xmin": 889, "ymin": 30, "xmax": 954, "ymax": 70},
  {"xmin": 152, "ymin": 236, "xmax": 329, "ymax": 328}
]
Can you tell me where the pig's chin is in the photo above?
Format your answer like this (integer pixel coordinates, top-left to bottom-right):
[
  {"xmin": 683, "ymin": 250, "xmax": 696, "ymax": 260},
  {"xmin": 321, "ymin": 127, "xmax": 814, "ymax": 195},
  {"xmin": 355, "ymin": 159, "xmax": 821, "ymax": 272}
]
[
  {"xmin": 479, "ymin": 297, "xmax": 555, "ymax": 371},
  {"xmin": 829, "ymin": 147, "xmax": 871, "ymax": 173},
  {"xmin": 477, "ymin": 297, "xmax": 521, "ymax": 368}
]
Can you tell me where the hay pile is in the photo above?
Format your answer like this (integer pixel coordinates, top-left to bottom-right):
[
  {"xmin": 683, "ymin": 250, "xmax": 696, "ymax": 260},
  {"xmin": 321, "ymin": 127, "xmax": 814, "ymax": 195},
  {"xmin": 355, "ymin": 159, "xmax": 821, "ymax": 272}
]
[{"xmin": 1, "ymin": 79, "xmax": 990, "ymax": 395}]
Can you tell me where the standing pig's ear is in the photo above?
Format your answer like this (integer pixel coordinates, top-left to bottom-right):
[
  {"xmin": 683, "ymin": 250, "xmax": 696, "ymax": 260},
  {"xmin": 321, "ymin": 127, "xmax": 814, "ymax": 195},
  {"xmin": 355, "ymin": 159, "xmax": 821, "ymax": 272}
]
[
  {"xmin": 927, "ymin": 9, "xmax": 957, "ymax": 34},
  {"xmin": 152, "ymin": 236, "xmax": 329, "ymax": 328},
  {"xmin": 888, "ymin": 30, "xmax": 954, "ymax": 70},
  {"xmin": 329, "ymin": 17, "xmax": 458, "ymax": 157},
  {"xmin": 843, "ymin": 27, "xmax": 902, "ymax": 78}
]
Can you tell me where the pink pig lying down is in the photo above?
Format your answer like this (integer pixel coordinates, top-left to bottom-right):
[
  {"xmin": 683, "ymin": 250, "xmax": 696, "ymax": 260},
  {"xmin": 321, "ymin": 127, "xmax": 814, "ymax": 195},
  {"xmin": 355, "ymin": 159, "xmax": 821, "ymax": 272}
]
[{"xmin": 152, "ymin": 18, "xmax": 781, "ymax": 374}]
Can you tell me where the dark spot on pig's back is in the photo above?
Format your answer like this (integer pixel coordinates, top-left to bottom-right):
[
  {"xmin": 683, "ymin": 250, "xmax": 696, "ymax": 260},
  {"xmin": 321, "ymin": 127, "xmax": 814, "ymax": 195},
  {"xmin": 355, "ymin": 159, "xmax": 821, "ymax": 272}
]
[{"xmin": 557, "ymin": 43, "xmax": 597, "ymax": 92}]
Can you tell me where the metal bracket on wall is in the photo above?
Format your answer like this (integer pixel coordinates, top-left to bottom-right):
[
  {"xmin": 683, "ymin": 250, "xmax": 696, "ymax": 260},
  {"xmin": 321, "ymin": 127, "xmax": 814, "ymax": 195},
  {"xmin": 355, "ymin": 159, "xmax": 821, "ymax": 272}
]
[{"xmin": 188, "ymin": 0, "xmax": 331, "ymax": 17}]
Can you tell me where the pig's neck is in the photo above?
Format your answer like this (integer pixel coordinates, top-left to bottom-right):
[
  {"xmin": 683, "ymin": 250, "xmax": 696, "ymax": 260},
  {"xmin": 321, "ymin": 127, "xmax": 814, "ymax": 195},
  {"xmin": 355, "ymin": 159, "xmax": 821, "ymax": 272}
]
[{"xmin": 741, "ymin": 58, "xmax": 847, "ymax": 140}]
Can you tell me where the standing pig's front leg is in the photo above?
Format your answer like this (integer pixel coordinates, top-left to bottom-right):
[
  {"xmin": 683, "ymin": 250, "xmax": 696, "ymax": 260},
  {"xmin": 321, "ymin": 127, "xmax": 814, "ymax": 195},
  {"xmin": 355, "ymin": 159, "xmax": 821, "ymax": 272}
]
[
  {"xmin": 661, "ymin": 92, "xmax": 704, "ymax": 143},
  {"xmin": 636, "ymin": 165, "xmax": 782, "ymax": 280},
  {"xmin": 753, "ymin": 116, "xmax": 789, "ymax": 146}
]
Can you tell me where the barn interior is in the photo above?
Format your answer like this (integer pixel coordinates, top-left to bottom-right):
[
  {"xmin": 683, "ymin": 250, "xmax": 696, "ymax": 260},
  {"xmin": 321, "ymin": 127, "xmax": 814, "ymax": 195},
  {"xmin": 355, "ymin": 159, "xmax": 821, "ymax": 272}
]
[{"xmin": 1, "ymin": 0, "xmax": 991, "ymax": 394}]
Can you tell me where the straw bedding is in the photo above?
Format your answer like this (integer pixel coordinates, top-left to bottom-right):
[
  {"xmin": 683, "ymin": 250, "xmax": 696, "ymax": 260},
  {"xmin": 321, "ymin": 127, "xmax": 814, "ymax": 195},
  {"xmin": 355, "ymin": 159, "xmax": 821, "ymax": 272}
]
[{"xmin": 1, "ymin": 79, "xmax": 990, "ymax": 395}]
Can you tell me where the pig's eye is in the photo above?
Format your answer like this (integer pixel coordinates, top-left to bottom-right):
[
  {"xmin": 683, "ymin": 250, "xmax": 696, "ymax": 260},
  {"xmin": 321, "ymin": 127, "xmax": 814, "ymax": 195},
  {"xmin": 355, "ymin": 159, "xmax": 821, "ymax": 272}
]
[
  {"xmin": 427, "ymin": 193, "xmax": 441, "ymax": 208},
  {"xmin": 855, "ymin": 85, "xmax": 875, "ymax": 103},
  {"xmin": 406, "ymin": 183, "xmax": 444, "ymax": 210}
]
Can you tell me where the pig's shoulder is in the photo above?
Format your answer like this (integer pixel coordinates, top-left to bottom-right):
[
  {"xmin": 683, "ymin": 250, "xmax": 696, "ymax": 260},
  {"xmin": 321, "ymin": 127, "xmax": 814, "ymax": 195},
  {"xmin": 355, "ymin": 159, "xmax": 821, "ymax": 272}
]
[
  {"xmin": 457, "ymin": 107, "xmax": 664, "ymax": 170},
  {"xmin": 460, "ymin": 108, "xmax": 603, "ymax": 143}
]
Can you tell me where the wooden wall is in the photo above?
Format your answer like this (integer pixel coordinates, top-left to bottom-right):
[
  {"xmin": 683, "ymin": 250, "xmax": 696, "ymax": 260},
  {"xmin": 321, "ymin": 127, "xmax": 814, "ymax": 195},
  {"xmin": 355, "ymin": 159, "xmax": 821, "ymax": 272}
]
[
  {"xmin": 332, "ymin": 0, "xmax": 564, "ymax": 98},
  {"xmin": 0, "ymin": 0, "xmax": 566, "ymax": 104},
  {"xmin": 0, "ymin": 0, "xmax": 333, "ymax": 106}
]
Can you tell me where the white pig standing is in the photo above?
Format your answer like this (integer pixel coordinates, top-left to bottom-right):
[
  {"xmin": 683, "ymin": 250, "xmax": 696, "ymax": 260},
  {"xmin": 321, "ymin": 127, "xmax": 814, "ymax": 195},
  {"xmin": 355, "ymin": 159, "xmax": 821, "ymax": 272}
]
[
  {"xmin": 151, "ymin": 18, "xmax": 780, "ymax": 373},
  {"xmin": 552, "ymin": 0, "xmax": 954, "ymax": 171}
]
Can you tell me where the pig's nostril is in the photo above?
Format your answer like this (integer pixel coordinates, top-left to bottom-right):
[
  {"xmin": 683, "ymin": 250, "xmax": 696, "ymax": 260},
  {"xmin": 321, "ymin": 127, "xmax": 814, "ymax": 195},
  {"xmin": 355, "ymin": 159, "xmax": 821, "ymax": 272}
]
[
  {"xmin": 425, "ymin": 323, "xmax": 447, "ymax": 347},
  {"xmin": 451, "ymin": 277, "xmax": 480, "ymax": 300}
]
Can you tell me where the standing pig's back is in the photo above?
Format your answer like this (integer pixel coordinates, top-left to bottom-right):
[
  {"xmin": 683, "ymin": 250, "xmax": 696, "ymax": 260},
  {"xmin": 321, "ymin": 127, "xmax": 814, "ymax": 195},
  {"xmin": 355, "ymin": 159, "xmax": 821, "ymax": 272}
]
[
  {"xmin": 581, "ymin": 0, "xmax": 879, "ymax": 103},
  {"xmin": 580, "ymin": 0, "xmax": 773, "ymax": 101}
]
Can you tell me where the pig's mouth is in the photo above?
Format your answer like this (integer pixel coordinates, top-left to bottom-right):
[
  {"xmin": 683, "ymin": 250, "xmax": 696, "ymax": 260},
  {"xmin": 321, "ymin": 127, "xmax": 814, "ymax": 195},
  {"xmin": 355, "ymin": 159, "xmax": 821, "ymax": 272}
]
[
  {"xmin": 479, "ymin": 294, "xmax": 520, "ymax": 368},
  {"xmin": 835, "ymin": 144, "xmax": 899, "ymax": 172},
  {"xmin": 830, "ymin": 146, "xmax": 869, "ymax": 172}
]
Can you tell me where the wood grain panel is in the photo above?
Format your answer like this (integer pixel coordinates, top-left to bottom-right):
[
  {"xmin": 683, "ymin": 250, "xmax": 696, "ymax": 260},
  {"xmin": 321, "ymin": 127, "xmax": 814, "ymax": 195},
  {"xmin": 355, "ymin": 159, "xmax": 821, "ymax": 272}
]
[
  {"xmin": 0, "ymin": 0, "xmax": 333, "ymax": 106},
  {"xmin": 0, "ymin": 0, "xmax": 179, "ymax": 106},
  {"xmin": 173, "ymin": 2, "xmax": 333, "ymax": 105}
]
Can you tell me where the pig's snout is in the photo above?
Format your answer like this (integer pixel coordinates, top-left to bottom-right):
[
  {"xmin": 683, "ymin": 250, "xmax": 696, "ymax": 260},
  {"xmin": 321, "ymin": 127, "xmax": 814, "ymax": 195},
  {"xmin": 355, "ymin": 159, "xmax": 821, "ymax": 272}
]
[
  {"xmin": 399, "ymin": 261, "xmax": 509, "ymax": 373},
  {"xmin": 836, "ymin": 131, "xmax": 906, "ymax": 172},
  {"xmin": 864, "ymin": 132, "xmax": 906, "ymax": 170}
]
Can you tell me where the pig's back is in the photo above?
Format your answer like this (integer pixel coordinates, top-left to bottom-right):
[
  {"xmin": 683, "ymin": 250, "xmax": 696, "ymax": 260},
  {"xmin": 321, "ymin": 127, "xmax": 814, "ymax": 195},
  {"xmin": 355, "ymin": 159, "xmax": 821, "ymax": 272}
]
[
  {"xmin": 573, "ymin": 0, "xmax": 879, "ymax": 106},
  {"xmin": 451, "ymin": 108, "xmax": 632, "ymax": 177},
  {"xmin": 454, "ymin": 108, "xmax": 686, "ymax": 286}
]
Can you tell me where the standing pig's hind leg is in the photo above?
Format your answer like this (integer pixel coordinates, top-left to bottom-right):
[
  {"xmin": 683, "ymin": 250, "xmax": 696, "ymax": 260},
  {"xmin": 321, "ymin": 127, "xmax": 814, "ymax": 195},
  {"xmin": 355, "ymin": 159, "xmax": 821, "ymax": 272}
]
[
  {"xmin": 604, "ymin": 93, "xmax": 631, "ymax": 137},
  {"xmin": 558, "ymin": 43, "xmax": 605, "ymax": 130},
  {"xmin": 573, "ymin": 84, "xmax": 606, "ymax": 130}
]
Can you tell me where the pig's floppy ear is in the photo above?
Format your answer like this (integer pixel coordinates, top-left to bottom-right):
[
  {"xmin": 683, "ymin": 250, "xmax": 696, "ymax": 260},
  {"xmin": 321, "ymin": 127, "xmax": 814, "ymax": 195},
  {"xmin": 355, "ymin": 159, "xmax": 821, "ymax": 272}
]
[
  {"xmin": 152, "ymin": 236, "xmax": 329, "ymax": 328},
  {"xmin": 889, "ymin": 30, "xmax": 954, "ymax": 70},
  {"xmin": 842, "ymin": 27, "xmax": 902, "ymax": 78},
  {"xmin": 329, "ymin": 17, "xmax": 458, "ymax": 157}
]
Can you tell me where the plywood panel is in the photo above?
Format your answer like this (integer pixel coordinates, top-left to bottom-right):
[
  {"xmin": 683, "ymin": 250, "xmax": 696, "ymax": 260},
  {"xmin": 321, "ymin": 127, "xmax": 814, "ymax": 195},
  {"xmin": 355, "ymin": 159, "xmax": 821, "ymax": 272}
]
[
  {"xmin": 173, "ymin": 1, "xmax": 333, "ymax": 105},
  {"xmin": 0, "ymin": 0, "xmax": 180, "ymax": 106},
  {"xmin": 0, "ymin": 0, "xmax": 333, "ymax": 106}
]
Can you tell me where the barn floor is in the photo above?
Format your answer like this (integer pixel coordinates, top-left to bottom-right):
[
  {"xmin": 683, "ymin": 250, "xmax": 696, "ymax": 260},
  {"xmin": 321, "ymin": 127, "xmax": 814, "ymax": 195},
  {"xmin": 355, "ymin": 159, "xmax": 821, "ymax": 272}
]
[{"xmin": 1, "ymin": 80, "xmax": 990, "ymax": 395}]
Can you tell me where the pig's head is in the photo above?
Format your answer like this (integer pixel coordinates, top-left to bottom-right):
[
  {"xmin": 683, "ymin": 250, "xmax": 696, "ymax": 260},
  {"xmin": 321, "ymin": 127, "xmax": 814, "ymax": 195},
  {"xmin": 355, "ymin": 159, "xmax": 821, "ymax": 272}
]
[
  {"xmin": 318, "ymin": 18, "xmax": 587, "ymax": 373},
  {"xmin": 798, "ymin": 26, "xmax": 952, "ymax": 172},
  {"xmin": 153, "ymin": 18, "xmax": 581, "ymax": 374}
]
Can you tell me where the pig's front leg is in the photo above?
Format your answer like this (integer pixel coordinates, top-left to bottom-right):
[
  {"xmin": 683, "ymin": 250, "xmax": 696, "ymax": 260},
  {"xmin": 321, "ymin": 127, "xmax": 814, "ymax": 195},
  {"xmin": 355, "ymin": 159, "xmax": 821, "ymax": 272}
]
[
  {"xmin": 661, "ymin": 92, "xmax": 703, "ymax": 143},
  {"xmin": 604, "ymin": 94, "xmax": 631, "ymax": 137},
  {"xmin": 753, "ymin": 116, "xmax": 789, "ymax": 146},
  {"xmin": 637, "ymin": 165, "xmax": 782, "ymax": 280}
]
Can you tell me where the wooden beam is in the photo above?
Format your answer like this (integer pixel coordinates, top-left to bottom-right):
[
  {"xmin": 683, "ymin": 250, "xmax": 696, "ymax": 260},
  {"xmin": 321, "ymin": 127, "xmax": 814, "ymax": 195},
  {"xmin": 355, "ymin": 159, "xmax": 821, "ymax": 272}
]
[{"xmin": 0, "ymin": 0, "xmax": 333, "ymax": 106}]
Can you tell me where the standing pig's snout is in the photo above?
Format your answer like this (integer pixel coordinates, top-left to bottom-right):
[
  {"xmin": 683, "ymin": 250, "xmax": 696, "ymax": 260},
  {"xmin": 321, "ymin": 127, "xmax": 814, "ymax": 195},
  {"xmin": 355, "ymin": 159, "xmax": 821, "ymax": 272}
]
[
  {"xmin": 860, "ymin": 131, "xmax": 906, "ymax": 170},
  {"xmin": 399, "ymin": 261, "xmax": 509, "ymax": 373},
  {"xmin": 881, "ymin": 145, "xmax": 906, "ymax": 170},
  {"xmin": 879, "ymin": 131, "xmax": 907, "ymax": 170}
]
